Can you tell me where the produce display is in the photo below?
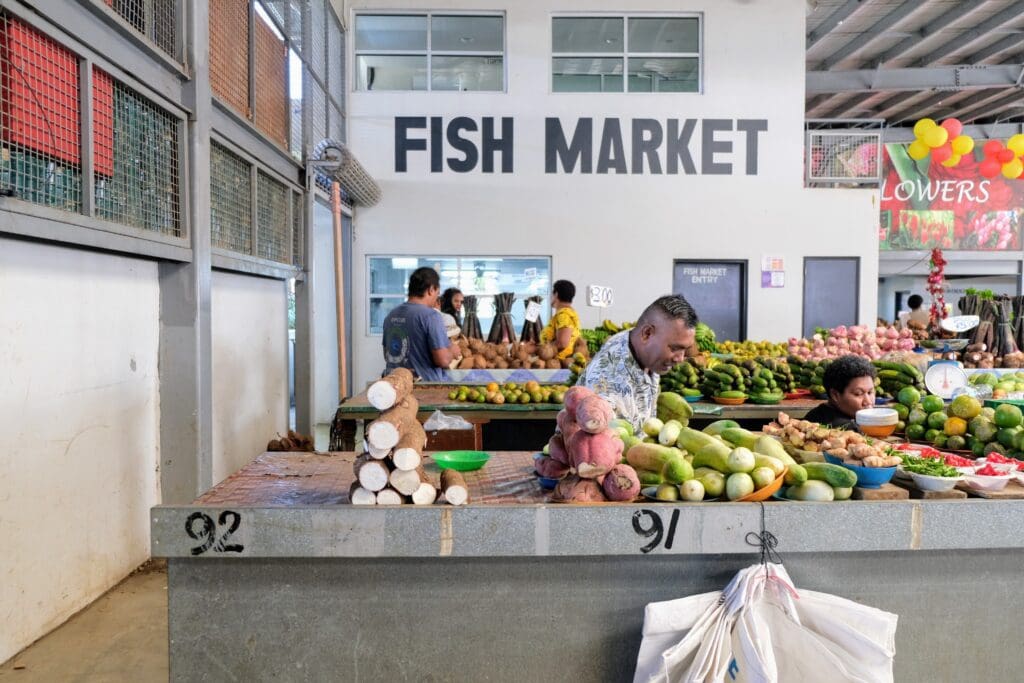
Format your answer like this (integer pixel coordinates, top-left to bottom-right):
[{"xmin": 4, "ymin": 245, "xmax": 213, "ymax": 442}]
[
  {"xmin": 762, "ymin": 413, "xmax": 899, "ymax": 467},
  {"xmin": 902, "ymin": 455, "xmax": 959, "ymax": 478},
  {"xmin": 446, "ymin": 381, "xmax": 570, "ymax": 405},
  {"xmin": 902, "ymin": 390, "xmax": 1024, "ymax": 459},
  {"xmin": 699, "ymin": 360, "xmax": 751, "ymax": 401},
  {"xmin": 715, "ymin": 340, "xmax": 787, "ymax": 359},
  {"xmin": 788, "ymin": 325, "xmax": 917, "ymax": 362},
  {"xmin": 454, "ymin": 338, "xmax": 587, "ymax": 371},
  {"xmin": 873, "ymin": 359, "xmax": 927, "ymax": 400},
  {"xmin": 659, "ymin": 358, "xmax": 704, "ymax": 397},
  {"xmin": 695, "ymin": 322, "xmax": 717, "ymax": 354}
]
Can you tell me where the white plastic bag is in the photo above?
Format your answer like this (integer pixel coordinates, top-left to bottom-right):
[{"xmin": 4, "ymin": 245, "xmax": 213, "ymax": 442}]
[
  {"xmin": 634, "ymin": 563, "xmax": 897, "ymax": 683},
  {"xmin": 422, "ymin": 409, "xmax": 473, "ymax": 431}
]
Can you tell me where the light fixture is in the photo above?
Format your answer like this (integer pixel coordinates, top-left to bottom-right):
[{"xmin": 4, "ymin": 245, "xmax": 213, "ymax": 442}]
[{"xmin": 392, "ymin": 257, "xmax": 418, "ymax": 269}]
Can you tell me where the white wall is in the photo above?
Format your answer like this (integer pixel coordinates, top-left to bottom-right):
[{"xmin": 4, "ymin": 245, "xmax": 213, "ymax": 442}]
[
  {"xmin": 211, "ymin": 271, "xmax": 289, "ymax": 484},
  {"xmin": 0, "ymin": 238, "xmax": 160, "ymax": 663},
  {"xmin": 346, "ymin": 0, "xmax": 879, "ymax": 388},
  {"xmin": 311, "ymin": 200, "xmax": 341, "ymax": 425}
]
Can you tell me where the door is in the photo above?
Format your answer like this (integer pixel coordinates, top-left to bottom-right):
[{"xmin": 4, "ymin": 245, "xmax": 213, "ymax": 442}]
[
  {"xmin": 672, "ymin": 260, "xmax": 747, "ymax": 341},
  {"xmin": 803, "ymin": 257, "xmax": 859, "ymax": 337}
]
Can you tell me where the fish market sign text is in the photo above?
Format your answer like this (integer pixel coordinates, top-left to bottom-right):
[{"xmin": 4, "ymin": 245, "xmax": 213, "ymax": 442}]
[{"xmin": 394, "ymin": 117, "xmax": 768, "ymax": 175}]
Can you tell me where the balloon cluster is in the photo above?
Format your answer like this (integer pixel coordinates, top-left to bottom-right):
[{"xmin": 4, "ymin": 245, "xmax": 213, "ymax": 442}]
[
  {"xmin": 979, "ymin": 135, "xmax": 1024, "ymax": 180},
  {"xmin": 908, "ymin": 118, "xmax": 973, "ymax": 167},
  {"xmin": 927, "ymin": 248, "xmax": 947, "ymax": 327}
]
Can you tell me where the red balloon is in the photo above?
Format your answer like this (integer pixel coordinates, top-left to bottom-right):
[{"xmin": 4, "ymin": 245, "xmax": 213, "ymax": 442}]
[
  {"xmin": 984, "ymin": 140, "xmax": 1004, "ymax": 157},
  {"xmin": 940, "ymin": 118, "xmax": 963, "ymax": 139},
  {"xmin": 980, "ymin": 158, "xmax": 1002, "ymax": 178},
  {"xmin": 997, "ymin": 149, "xmax": 1016, "ymax": 164},
  {"xmin": 931, "ymin": 144, "xmax": 953, "ymax": 163}
]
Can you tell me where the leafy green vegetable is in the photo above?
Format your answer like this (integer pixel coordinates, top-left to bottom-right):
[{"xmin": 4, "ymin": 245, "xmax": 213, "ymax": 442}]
[{"xmin": 903, "ymin": 456, "xmax": 959, "ymax": 478}]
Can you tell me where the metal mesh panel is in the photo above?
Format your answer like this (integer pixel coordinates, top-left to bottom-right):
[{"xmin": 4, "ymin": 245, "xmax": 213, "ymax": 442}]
[
  {"xmin": 307, "ymin": 70, "xmax": 327, "ymax": 148},
  {"xmin": 254, "ymin": 13, "xmax": 288, "ymax": 147},
  {"xmin": 327, "ymin": 14, "xmax": 343, "ymax": 109},
  {"xmin": 104, "ymin": 0, "xmax": 178, "ymax": 58},
  {"xmin": 210, "ymin": 0, "xmax": 250, "ymax": 117},
  {"xmin": 210, "ymin": 141, "xmax": 252, "ymax": 253},
  {"xmin": 94, "ymin": 69, "xmax": 180, "ymax": 235},
  {"xmin": 309, "ymin": 0, "xmax": 326, "ymax": 80},
  {"xmin": 0, "ymin": 14, "xmax": 82, "ymax": 211},
  {"xmin": 260, "ymin": 0, "xmax": 303, "ymax": 52},
  {"xmin": 257, "ymin": 170, "xmax": 290, "ymax": 263},
  {"xmin": 328, "ymin": 103, "xmax": 344, "ymax": 143},
  {"xmin": 807, "ymin": 131, "xmax": 881, "ymax": 183},
  {"xmin": 290, "ymin": 86, "xmax": 303, "ymax": 159},
  {"xmin": 291, "ymin": 190, "xmax": 302, "ymax": 267}
]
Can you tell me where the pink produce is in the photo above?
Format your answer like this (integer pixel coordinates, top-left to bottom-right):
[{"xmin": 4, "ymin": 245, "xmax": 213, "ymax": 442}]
[
  {"xmin": 602, "ymin": 464, "xmax": 641, "ymax": 501},
  {"xmin": 562, "ymin": 386, "xmax": 594, "ymax": 420},
  {"xmin": 535, "ymin": 455, "xmax": 571, "ymax": 479},
  {"xmin": 552, "ymin": 475, "xmax": 606, "ymax": 503},
  {"xmin": 575, "ymin": 395, "xmax": 614, "ymax": 434},
  {"xmin": 569, "ymin": 428, "xmax": 623, "ymax": 479},
  {"xmin": 886, "ymin": 327, "xmax": 899, "ymax": 340},
  {"xmin": 548, "ymin": 433, "xmax": 571, "ymax": 466},
  {"xmin": 557, "ymin": 409, "xmax": 581, "ymax": 443},
  {"xmin": 898, "ymin": 339, "xmax": 916, "ymax": 350},
  {"xmin": 832, "ymin": 325, "xmax": 848, "ymax": 338}
]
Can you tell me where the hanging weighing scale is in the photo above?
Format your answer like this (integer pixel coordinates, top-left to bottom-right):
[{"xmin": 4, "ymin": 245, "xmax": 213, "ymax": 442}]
[{"xmin": 920, "ymin": 316, "xmax": 980, "ymax": 400}]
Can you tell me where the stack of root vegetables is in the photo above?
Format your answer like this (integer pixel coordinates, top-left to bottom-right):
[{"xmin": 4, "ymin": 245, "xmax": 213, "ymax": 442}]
[
  {"xmin": 535, "ymin": 385, "xmax": 641, "ymax": 502},
  {"xmin": 352, "ymin": 368, "xmax": 469, "ymax": 506}
]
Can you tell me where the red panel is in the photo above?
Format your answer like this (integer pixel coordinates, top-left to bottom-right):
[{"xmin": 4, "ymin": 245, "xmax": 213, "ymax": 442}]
[{"xmin": 92, "ymin": 67, "xmax": 114, "ymax": 176}]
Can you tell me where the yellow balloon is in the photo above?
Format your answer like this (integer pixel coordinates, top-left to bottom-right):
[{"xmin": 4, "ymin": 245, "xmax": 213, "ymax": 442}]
[
  {"xmin": 913, "ymin": 118, "xmax": 937, "ymax": 139},
  {"xmin": 941, "ymin": 154, "xmax": 962, "ymax": 168},
  {"xmin": 1001, "ymin": 158, "xmax": 1023, "ymax": 179},
  {"xmin": 923, "ymin": 126, "xmax": 949, "ymax": 148},
  {"xmin": 1008, "ymin": 134, "xmax": 1024, "ymax": 157},
  {"xmin": 950, "ymin": 135, "xmax": 975, "ymax": 156},
  {"xmin": 907, "ymin": 140, "xmax": 930, "ymax": 160}
]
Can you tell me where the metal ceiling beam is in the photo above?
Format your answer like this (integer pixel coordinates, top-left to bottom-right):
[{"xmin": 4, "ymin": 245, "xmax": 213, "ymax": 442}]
[
  {"xmin": 871, "ymin": 0, "xmax": 987, "ymax": 67},
  {"xmin": 946, "ymin": 88, "xmax": 1024, "ymax": 122},
  {"xmin": 915, "ymin": 0, "xmax": 1024, "ymax": 66},
  {"xmin": 806, "ymin": 0, "xmax": 868, "ymax": 49},
  {"xmin": 885, "ymin": 91, "xmax": 958, "ymax": 126},
  {"xmin": 817, "ymin": 1, "xmax": 921, "ymax": 71},
  {"xmin": 807, "ymin": 64, "xmax": 1023, "ymax": 93},
  {"xmin": 964, "ymin": 33, "xmax": 1024, "ymax": 64},
  {"xmin": 805, "ymin": 94, "xmax": 837, "ymax": 115},
  {"xmin": 823, "ymin": 90, "xmax": 905, "ymax": 119}
]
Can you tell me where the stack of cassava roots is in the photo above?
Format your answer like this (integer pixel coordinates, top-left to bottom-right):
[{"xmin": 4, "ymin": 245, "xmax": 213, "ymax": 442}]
[{"xmin": 350, "ymin": 368, "xmax": 469, "ymax": 506}]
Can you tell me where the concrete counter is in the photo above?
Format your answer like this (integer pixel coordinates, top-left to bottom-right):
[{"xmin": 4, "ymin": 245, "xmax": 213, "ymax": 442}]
[{"xmin": 153, "ymin": 452, "xmax": 1024, "ymax": 682}]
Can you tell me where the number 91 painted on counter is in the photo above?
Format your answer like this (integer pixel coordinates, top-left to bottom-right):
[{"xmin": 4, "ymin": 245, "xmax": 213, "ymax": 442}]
[{"xmin": 632, "ymin": 509, "xmax": 680, "ymax": 554}]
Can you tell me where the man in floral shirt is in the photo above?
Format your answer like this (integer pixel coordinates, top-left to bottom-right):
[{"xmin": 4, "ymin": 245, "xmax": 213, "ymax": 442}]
[{"xmin": 577, "ymin": 295, "xmax": 698, "ymax": 431}]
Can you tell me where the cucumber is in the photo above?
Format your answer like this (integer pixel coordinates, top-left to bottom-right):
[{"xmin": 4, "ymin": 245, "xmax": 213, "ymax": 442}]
[
  {"xmin": 720, "ymin": 427, "xmax": 759, "ymax": 449},
  {"xmin": 637, "ymin": 469, "xmax": 664, "ymax": 487},
  {"xmin": 691, "ymin": 441, "xmax": 732, "ymax": 474},
  {"xmin": 658, "ymin": 419, "xmax": 683, "ymax": 446},
  {"xmin": 786, "ymin": 480, "xmax": 835, "ymax": 502},
  {"xmin": 803, "ymin": 462, "xmax": 858, "ymax": 489},
  {"xmin": 702, "ymin": 420, "xmax": 740, "ymax": 436},
  {"xmin": 677, "ymin": 426, "xmax": 718, "ymax": 454},
  {"xmin": 717, "ymin": 390, "xmax": 747, "ymax": 399}
]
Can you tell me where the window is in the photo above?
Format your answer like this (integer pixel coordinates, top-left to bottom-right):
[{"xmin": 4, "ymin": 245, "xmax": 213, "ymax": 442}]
[
  {"xmin": 552, "ymin": 15, "xmax": 701, "ymax": 93},
  {"xmin": 367, "ymin": 256, "xmax": 551, "ymax": 335},
  {"xmin": 354, "ymin": 13, "xmax": 504, "ymax": 91}
]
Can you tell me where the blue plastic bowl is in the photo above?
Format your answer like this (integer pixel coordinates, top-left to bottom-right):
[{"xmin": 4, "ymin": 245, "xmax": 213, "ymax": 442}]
[
  {"xmin": 684, "ymin": 394, "xmax": 703, "ymax": 403},
  {"xmin": 824, "ymin": 453, "xmax": 896, "ymax": 489},
  {"xmin": 537, "ymin": 476, "xmax": 560, "ymax": 490}
]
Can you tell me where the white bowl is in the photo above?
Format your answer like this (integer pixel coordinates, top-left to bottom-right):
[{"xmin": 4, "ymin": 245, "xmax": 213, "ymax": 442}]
[
  {"xmin": 856, "ymin": 408, "xmax": 899, "ymax": 426},
  {"xmin": 963, "ymin": 472, "xmax": 1015, "ymax": 492},
  {"xmin": 909, "ymin": 471, "xmax": 962, "ymax": 492},
  {"xmin": 976, "ymin": 460, "xmax": 1018, "ymax": 475}
]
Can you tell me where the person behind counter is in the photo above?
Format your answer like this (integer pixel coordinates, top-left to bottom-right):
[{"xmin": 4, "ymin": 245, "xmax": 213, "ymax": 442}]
[
  {"xmin": 577, "ymin": 294, "xmax": 697, "ymax": 431},
  {"xmin": 540, "ymin": 280, "xmax": 581, "ymax": 360},
  {"xmin": 440, "ymin": 287, "xmax": 464, "ymax": 328},
  {"xmin": 803, "ymin": 354, "xmax": 877, "ymax": 429},
  {"xmin": 899, "ymin": 294, "xmax": 930, "ymax": 329},
  {"xmin": 382, "ymin": 267, "xmax": 460, "ymax": 381}
]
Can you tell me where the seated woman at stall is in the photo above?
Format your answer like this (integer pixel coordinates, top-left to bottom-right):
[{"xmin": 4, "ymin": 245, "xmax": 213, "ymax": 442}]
[
  {"xmin": 540, "ymin": 279, "xmax": 580, "ymax": 360},
  {"xmin": 803, "ymin": 354, "xmax": 877, "ymax": 429},
  {"xmin": 440, "ymin": 288, "xmax": 464, "ymax": 329}
]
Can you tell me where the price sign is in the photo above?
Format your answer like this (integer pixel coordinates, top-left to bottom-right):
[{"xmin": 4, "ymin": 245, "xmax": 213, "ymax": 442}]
[
  {"xmin": 941, "ymin": 315, "xmax": 980, "ymax": 333},
  {"xmin": 184, "ymin": 510, "xmax": 245, "ymax": 555},
  {"xmin": 525, "ymin": 300, "xmax": 542, "ymax": 322},
  {"xmin": 587, "ymin": 285, "xmax": 614, "ymax": 308}
]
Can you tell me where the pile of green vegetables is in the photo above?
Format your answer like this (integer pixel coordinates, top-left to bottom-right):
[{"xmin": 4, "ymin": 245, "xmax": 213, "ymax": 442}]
[{"xmin": 901, "ymin": 455, "xmax": 960, "ymax": 478}]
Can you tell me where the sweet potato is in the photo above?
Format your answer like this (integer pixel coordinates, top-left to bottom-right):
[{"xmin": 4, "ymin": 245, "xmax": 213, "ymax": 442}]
[
  {"xmin": 458, "ymin": 356, "xmax": 474, "ymax": 370},
  {"xmin": 602, "ymin": 464, "xmax": 641, "ymax": 501},
  {"xmin": 545, "ymin": 358, "xmax": 561, "ymax": 369},
  {"xmin": 552, "ymin": 475, "xmax": 606, "ymax": 503},
  {"xmin": 556, "ymin": 409, "xmax": 581, "ymax": 443},
  {"xmin": 569, "ymin": 428, "xmax": 624, "ymax": 479},
  {"xmin": 563, "ymin": 385, "xmax": 594, "ymax": 419},
  {"xmin": 576, "ymin": 395, "xmax": 614, "ymax": 434},
  {"xmin": 538, "ymin": 343, "xmax": 557, "ymax": 360},
  {"xmin": 548, "ymin": 433, "xmax": 570, "ymax": 466},
  {"xmin": 535, "ymin": 455, "xmax": 571, "ymax": 479},
  {"xmin": 474, "ymin": 356, "xmax": 488, "ymax": 369}
]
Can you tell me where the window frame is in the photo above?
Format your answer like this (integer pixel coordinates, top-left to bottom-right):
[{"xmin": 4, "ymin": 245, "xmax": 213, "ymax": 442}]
[
  {"xmin": 550, "ymin": 12, "xmax": 703, "ymax": 94},
  {"xmin": 352, "ymin": 10, "xmax": 507, "ymax": 93},
  {"xmin": 365, "ymin": 255, "xmax": 553, "ymax": 336}
]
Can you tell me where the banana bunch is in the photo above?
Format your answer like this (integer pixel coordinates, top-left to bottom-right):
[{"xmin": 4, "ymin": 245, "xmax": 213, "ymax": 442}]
[{"xmin": 601, "ymin": 320, "xmax": 635, "ymax": 334}]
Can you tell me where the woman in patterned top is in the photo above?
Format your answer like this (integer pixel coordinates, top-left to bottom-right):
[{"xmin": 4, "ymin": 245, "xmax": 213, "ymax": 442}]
[{"xmin": 540, "ymin": 280, "xmax": 581, "ymax": 360}]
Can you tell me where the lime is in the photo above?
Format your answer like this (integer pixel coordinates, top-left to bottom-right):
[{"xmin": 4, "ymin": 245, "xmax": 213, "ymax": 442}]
[
  {"xmin": 927, "ymin": 411, "xmax": 948, "ymax": 430},
  {"xmin": 906, "ymin": 424, "xmax": 926, "ymax": 441},
  {"xmin": 924, "ymin": 428, "xmax": 940, "ymax": 442},
  {"xmin": 946, "ymin": 435, "xmax": 966, "ymax": 451},
  {"xmin": 998, "ymin": 381, "xmax": 1017, "ymax": 393},
  {"xmin": 908, "ymin": 408, "xmax": 929, "ymax": 426},
  {"xmin": 972, "ymin": 440, "xmax": 988, "ymax": 457},
  {"xmin": 1014, "ymin": 431, "xmax": 1024, "ymax": 452},
  {"xmin": 898, "ymin": 386, "xmax": 921, "ymax": 407},
  {"xmin": 933, "ymin": 433, "xmax": 948, "ymax": 448},
  {"xmin": 950, "ymin": 395, "xmax": 982, "ymax": 420},
  {"xmin": 998, "ymin": 427, "xmax": 1021, "ymax": 449},
  {"xmin": 994, "ymin": 404, "xmax": 1023, "ymax": 429},
  {"xmin": 944, "ymin": 417, "xmax": 967, "ymax": 436},
  {"xmin": 921, "ymin": 395, "xmax": 945, "ymax": 413},
  {"xmin": 892, "ymin": 403, "xmax": 910, "ymax": 421}
]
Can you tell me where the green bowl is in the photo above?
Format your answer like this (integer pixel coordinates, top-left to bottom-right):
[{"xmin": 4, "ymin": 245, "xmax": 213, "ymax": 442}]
[{"xmin": 432, "ymin": 450, "xmax": 490, "ymax": 472}]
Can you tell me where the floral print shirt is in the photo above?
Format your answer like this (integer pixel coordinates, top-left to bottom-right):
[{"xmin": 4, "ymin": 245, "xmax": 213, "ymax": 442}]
[{"xmin": 576, "ymin": 330, "xmax": 660, "ymax": 431}]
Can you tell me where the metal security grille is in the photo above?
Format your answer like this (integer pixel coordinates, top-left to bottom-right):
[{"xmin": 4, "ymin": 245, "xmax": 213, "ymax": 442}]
[
  {"xmin": 104, "ymin": 0, "xmax": 178, "ymax": 59},
  {"xmin": 309, "ymin": 0, "xmax": 327, "ymax": 81},
  {"xmin": 806, "ymin": 131, "xmax": 882, "ymax": 184},
  {"xmin": 94, "ymin": 70, "xmax": 180, "ymax": 235},
  {"xmin": 0, "ymin": 14, "xmax": 83, "ymax": 211},
  {"xmin": 328, "ymin": 103, "xmax": 344, "ymax": 143},
  {"xmin": 253, "ymin": 13, "xmax": 288, "ymax": 147},
  {"xmin": 327, "ymin": 14, "xmax": 343, "ymax": 104},
  {"xmin": 210, "ymin": 0, "xmax": 250, "ymax": 117},
  {"xmin": 210, "ymin": 141, "xmax": 252, "ymax": 253},
  {"xmin": 291, "ymin": 190, "xmax": 302, "ymax": 267},
  {"xmin": 307, "ymin": 72, "xmax": 327, "ymax": 153},
  {"xmin": 257, "ymin": 170, "xmax": 289, "ymax": 263}
]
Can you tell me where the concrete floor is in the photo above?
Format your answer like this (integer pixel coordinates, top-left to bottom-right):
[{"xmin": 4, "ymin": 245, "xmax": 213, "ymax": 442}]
[{"xmin": 0, "ymin": 563, "xmax": 168, "ymax": 682}]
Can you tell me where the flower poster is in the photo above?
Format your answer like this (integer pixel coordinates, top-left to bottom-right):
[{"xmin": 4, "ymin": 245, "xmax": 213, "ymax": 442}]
[{"xmin": 880, "ymin": 142, "xmax": 1024, "ymax": 251}]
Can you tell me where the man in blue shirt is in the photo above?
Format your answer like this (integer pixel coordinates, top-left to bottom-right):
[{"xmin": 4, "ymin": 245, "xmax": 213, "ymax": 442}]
[{"xmin": 382, "ymin": 267, "xmax": 459, "ymax": 381}]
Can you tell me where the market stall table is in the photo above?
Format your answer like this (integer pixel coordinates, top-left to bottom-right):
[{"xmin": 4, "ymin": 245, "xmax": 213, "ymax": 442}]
[
  {"xmin": 154, "ymin": 450, "xmax": 1024, "ymax": 682},
  {"xmin": 329, "ymin": 384, "xmax": 823, "ymax": 450}
]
